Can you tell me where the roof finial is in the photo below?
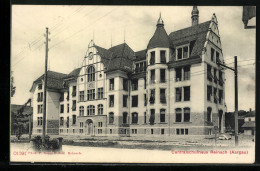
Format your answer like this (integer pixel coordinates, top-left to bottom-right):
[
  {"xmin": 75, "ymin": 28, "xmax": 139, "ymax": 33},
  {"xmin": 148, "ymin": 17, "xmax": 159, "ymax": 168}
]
[
  {"xmin": 157, "ymin": 12, "xmax": 164, "ymax": 26},
  {"xmin": 191, "ymin": 6, "xmax": 199, "ymax": 26}
]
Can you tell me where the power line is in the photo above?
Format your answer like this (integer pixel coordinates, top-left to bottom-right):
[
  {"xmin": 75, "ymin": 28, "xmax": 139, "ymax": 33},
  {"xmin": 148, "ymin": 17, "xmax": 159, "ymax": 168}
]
[{"xmin": 225, "ymin": 58, "xmax": 255, "ymax": 65}]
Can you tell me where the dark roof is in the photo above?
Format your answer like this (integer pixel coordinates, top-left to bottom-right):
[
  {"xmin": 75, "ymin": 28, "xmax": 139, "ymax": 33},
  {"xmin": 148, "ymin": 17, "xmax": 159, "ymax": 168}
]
[
  {"xmin": 242, "ymin": 121, "xmax": 255, "ymax": 128},
  {"xmin": 11, "ymin": 104, "xmax": 33, "ymax": 115},
  {"xmin": 147, "ymin": 25, "xmax": 171, "ymax": 50},
  {"xmin": 64, "ymin": 68, "xmax": 81, "ymax": 79},
  {"xmin": 134, "ymin": 49, "xmax": 146, "ymax": 61},
  {"xmin": 169, "ymin": 21, "xmax": 211, "ymax": 61},
  {"xmin": 244, "ymin": 111, "xmax": 255, "ymax": 117}
]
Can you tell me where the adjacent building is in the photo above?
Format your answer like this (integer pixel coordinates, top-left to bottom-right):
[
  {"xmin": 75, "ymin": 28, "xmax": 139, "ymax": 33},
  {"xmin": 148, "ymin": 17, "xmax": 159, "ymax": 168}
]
[{"xmin": 30, "ymin": 6, "xmax": 226, "ymax": 138}]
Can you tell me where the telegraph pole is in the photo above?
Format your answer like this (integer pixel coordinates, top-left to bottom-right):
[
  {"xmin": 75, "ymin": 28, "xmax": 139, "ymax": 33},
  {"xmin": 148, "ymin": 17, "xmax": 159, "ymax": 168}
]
[
  {"xmin": 42, "ymin": 27, "xmax": 50, "ymax": 144},
  {"xmin": 217, "ymin": 56, "xmax": 238, "ymax": 146}
]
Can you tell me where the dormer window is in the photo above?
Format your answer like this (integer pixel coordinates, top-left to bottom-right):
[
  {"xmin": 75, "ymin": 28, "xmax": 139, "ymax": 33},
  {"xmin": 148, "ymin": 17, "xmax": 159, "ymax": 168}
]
[{"xmin": 177, "ymin": 45, "xmax": 189, "ymax": 60}]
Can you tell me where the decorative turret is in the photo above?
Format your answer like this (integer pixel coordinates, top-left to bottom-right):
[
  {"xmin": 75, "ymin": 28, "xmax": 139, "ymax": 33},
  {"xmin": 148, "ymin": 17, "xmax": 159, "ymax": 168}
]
[
  {"xmin": 191, "ymin": 6, "xmax": 199, "ymax": 26},
  {"xmin": 157, "ymin": 12, "xmax": 164, "ymax": 27}
]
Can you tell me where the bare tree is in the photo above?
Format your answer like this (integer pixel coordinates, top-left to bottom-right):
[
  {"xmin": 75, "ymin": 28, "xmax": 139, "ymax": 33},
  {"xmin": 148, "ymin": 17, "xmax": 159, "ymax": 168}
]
[{"xmin": 11, "ymin": 71, "xmax": 16, "ymax": 97}]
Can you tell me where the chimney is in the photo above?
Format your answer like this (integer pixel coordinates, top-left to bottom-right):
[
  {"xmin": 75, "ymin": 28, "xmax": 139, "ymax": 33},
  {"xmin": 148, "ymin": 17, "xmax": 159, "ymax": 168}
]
[{"xmin": 191, "ymin": 6, "xmax": 199, "ymax": 26}]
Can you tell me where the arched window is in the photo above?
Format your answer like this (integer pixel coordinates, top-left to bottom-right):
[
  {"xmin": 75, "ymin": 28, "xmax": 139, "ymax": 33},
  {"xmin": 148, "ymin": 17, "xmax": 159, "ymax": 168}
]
[
  {"xmin": 87, "ymin": 66, "xmax": 95, "ymax": 82},
  {"xmin": 207, "ymin": 107, "xmax": 212, "ymax": 122},
  {"xmin": 132, "ymin": 112, "xmax": 138, "ymax": 124},
  {"xmin": 98, "ymin": 104, "xmax": 103, "ymax": 115},
  {"xmin": 109, "ymin": 112, "xmax": 114, "ymax": 124},
  {"xmin": 87, "ymin": 105, "xmax": 95, "ymax": 115},
  {"xmin": 79, "ymin": 106, "xmax": 84, "ymax": 116}
]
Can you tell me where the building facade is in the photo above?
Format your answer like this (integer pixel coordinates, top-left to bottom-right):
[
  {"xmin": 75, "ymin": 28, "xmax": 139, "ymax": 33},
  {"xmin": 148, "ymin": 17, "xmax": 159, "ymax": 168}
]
[{"xmin": 30, "ymin": 7, "xmax": 226, "ymax": 138}]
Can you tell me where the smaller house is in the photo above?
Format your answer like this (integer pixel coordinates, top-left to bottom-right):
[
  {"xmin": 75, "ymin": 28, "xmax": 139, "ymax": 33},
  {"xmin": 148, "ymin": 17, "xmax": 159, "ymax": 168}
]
[{"xmin": 242, "ymin": 111, "xmax": 255, "ymax": 135}]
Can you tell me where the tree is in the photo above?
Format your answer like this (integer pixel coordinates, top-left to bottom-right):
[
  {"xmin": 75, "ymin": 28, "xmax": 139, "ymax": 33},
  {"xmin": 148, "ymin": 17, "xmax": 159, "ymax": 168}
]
[{"xmin": 11, "ymin": 71, "xmax": 16, "ymax": 97}]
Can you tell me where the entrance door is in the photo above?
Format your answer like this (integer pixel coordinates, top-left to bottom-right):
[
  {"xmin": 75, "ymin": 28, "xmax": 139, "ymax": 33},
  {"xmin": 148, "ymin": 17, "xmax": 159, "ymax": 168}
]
[{"xmin": 86, "ymin": 119, "xmax": 94, "ymax": 136}]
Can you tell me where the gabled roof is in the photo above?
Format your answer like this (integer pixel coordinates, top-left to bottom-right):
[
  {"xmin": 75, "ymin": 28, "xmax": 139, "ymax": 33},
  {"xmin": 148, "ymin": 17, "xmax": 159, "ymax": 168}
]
[
  {"xmin": 169, "ymin": 21, "xmax": 211, "ymax": 61},
  {"xmin": 242, "ymin": 121, "xmax": 255, "ymax": 128},
  {"xmin": 147, "ymin": 25, "xmax": 171, "ymax": 50},
  {"xmin": 64, "ymin": 68, "xmax": 81, "ymax": 79},
  {"xmin": 134, "ymin": 49, "xmax": 146, "ymax": 61}
]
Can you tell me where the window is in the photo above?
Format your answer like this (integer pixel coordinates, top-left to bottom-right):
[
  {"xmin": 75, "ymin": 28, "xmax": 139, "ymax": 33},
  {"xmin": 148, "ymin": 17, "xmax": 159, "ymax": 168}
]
[
  {"xmin": 79, "ymin": 106, "xmax": 84, "ymax": 116},
  {"xmin": 79, "ymin": 91, "xmax": 84, "ymax": 102},
  {"xmin": 97, "ymin": 88, "xmax": 103, "ymax": 99},
  {"xmin": 37, "ymin": 105, "xmax": 43, "ymax": 114},
  {"xmin": 144, "ymin": 77, "xmax": 147, "ymax": 89},
  {"xmin": 87, "ymin": 66, "xmax": 95, "ymax": 82},
  {"xmin": 60, "ymin": 117, "xmax": 64, "ymax": 126},
  {"xmin": 177, "ymin": 46, "xmax": 189, "ymax": 60},
  {"xmin": 66, "ymin": 117, "xmax": 69, "ymax": 128},
  {"xmin": 149, "ymin": 89, "xmax": 155, "ymax": 104},
  {"xmin": 80, "ymin": 129, "xmax": 83, "ymax": 133},
  {"xmin": 211, "ymin": 48, "xmax": 215, "ymax": 62},
  {"xmin": 109, "ymin": 78, "xmax": 114, "ymax": 90},
  {"xmin": 132, "ymin": 112, "xmax": 138, "ymax": 124},
  {"xmin": 135, "ymin": 63, "xmax": 140, "ymax": 73},
  {"xmin": 175, "ymin": 68, "xmax": 182, "ymax": 82},
  {"xmin": 87, "ymin": 105, "xmax": 95, "ymax": 115},
  {"xmin": 160, "ymin": 109, "xmax": 166, "ymax": 123},
  {"xmin": 123, "ymin": 112, "xmax": 128, "ymax": 124},
  {"xmin": 219, "ymin": 71, "xmax": 224, "ymax": 86},
  {"xmin": 150, "ymin": 109, "xmax": 155, "ymax": 125},
  {"xmin": 175, "ymin": 87, "xmax": 182, "ymax": 102},
  {"xmin": 219, "ymin": 89, "xmax": 223, "ymax": 104},
  {"xmin": 151, "ymin": 129, "xmax": 154, "ymax": 134},
  {"xmin": 67, "ymin": 104, "xmax": 69, "ymax": 113},
  {"xmin": 160, "ymin": 51, "xmax": 166, "ymax": 63},
  {"xmin": 110, "ymin": 129, "xmax": 112, "ymax": 134},
  {"xmin": 72, "ymin": 100, "xmax": 76, "ymax": 111},
  {"xmin": 177, "ymin": 48, "xmax": 182, "ymax": 60},
  {"xmin": 98, "ymin": 129, "xmax": 102, "ymax": 134},
  {"xmin": 181, "ymin": 129, "xmax": 184, "ymax": 135},
  {"xmin": 87, "ymin": 89, "xmax": 95, "ymax": 100},
  {"xmin": 150, "ymin": 69, "xmax": 155, "ymax": 84},
  {"xmin": 123, "ymin": 79, "xmax": 128, "ymax": 91},
  {"xmin": 150, "ymin": 51, "xmax": 155, "ymax": 65},
  {"xmin": 160, "ymin": 89, "xmax": 166, "ymax": 104},
  {"xmin": 37, "ymin": 92, "xmax": 43, "ymax": 102},
  {"xmin": 59, "ymin": 93, "xmax": 64, "ymax": 102},
  {"xmin": 214, "ymin": 88, "xmax": 218, "ymax": 104},
  {"xmin": 184, "ymin": 66, "xmax": 190, "ymax": 80},
  {"xmin": 72, "ymin": 115, "xmax": 76, "ymax": 125},
  {"xmin": 144, "ymin": 62, "xmax": 147, "ymax": 71},
  {"xmin": 37, "ymin": 117, "xmax": 43, "ymax": 126},
  {"xmin": 98, "ymin": 104, "xmax": 103, "ymax": 115},
  {"xmin": 140, "ymin": 62, "xmax": 144, "ymax": 72},
  {"xmin": 161, "ymin": 129, "xmax": 165, "ymax": 135},
  {"xmin": 132, "ymin": 129, "xmax": 137, "ymax": 134},
  {"xmin": 176, "ymin": 129, "xmax": 180, "ymax": 135},
  {"xmin": 183, "ymin": 46, "xmax": 188, "ymax": 59},
  {"xmin": 184, "ymin": 108, "xmax": 190, "ymax": 122},
  {"xmin": 98, "ymin": 122, "xmax": 102, "ymax": 127},
  {"xmin": 207, "ymin": 65, "xmax": 213, "ymax": 82},
  {"xmin": 185, "ymin": 129, "xmax": 189, "ymax": 135},
  {"xmin": 38, "ymin": 84, "xmax": 42, "ymax": 90},
  {"xmin": 216, "ymin": 51, "xmax": 220, "ymax": 64},
  {"xmin": 109, "ymin": 95, "xmax": 114, "ymax": 107},
  {"xmin": 144, "ymin": 94, "xmax": 147, "ymax": 106},
  {"xmin": 144, "ymin": 112, "xmax": 147, "ymax": 124},
  {"xmin": 72, "ymin": 86, "xmax": 76, "ymax": 97},
  {"xmin": 80, "ymin": 122, "xmax": 84, "ymax": 127},
  {"xmin": 214, "ymin": 68, "xmax": 218, "ymax": 84},
  {"xmin": 207, "ymin": 107, "xmax": 212, "ymax": 122},
  {"xmin": 160, "ymin": 69, "xmax": 166, "ymax": 83},
  {"xmin": 131, "ymin": 79, "xmax": 138, "ymax": 91},
  {"xmin": 60, "ymin": 104, "xmax": 64, "ymax": 113},
  {"xmin": 109, "ymin": 112, "xmax": 114, "ymax": 124},
  {"xmin": 175, "ymin": 108, "xmax": 182, "ymax": 122},
  {"xmin": 184, "ymin": 86, "xmax": 190, "ymax": 101},
  {"xmin": 132, "ymin": 95, "xmax": 138, "ymax": 107},
  {"xmin": 207, "ymin": 85, "xmax": 212, "ymax": 101},
  {"xmin": 123, "ymin": 95, "xmax": 128, "ymax": 107},
  {"xmin": 67, "ymin": 90, "xmax": 70, "ymax": 100}
]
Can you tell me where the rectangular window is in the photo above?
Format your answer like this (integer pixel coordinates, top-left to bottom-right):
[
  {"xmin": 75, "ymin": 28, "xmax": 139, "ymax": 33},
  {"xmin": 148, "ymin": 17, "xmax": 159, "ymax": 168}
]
[
  {"xmin": 177, "ymin": 48, "xmax": 182, "ymax": 60},
  {"xmin": 144, "ymin": 62, "xmax": 147, "ymax": 71},
  {"xmin": 175, "ymin": 68, "xmax": 182, "ymax": 82},
  {"xmin": 67, "ymin": 90, "xmax": 70, "ymax": 101},
  {"xmin": 132, "ymin": 95, "xmax": 138, "ymax": 107},
  {"xmin": 176, "ymin": 129, "xmax": 180, "ymax": 135},
  {"xmin": 87, "ymin": 89, "xmax": 95, "ymax": 100},
  {"xmin": 98, "ymin": 88, "xmax": 104, "ymax": 99},
  {"xmin": 160, "ymin": 69, "xmax": 166, "ymax": 83},
  {"xmin": 144, "ymin": 94, "xmax": 147, "ymax": 106},
  {"xmin": 211, "ymin": 48, "xmax": 215, "ymax": 62},
  {"xmin": 72, "ymin": 86, "xmax": 76, "ymax": 97},
  {"xmin": 59, "ymin": 93, "xmax": 64, "ymax": 102},
  {"xmin": 131, "ymin": 79, "xmax": 138, "ymax": 91},
  {"xmin": 214, "ymin": 88, "xmax": 218, "ymax": 104},
  {"xmin": 123, "ymin": 112, "xmax": 128, "ymax": 124},
  {"xmin": 37, "ymin": 117, "xmax": 43, "ymax": 126},
  {"xmin": 132, "ymin": 113, "xmax": 138, "ymax": 124},
  {"xmin": 150, "ymin": 51, "xmax": 155, "ymax": 65},
  {"xmin": 109, "ymin": 113, "xmax": 114, "ymax": 124},
  {"xmin": 98, "ymin": 122, "xmax": 103, "ymax": 127},
  {"xmin": 185, "ymin": 129, "xmax": 189, "ymax": 135},
  {"xmin": 184, "ymin": 86, "xmax": 190, "ymax": 101},
  {"xmin": 144, "ymin": 112, "xmax": 147, "ymax": 124},
  {"xmin": 38, "ymin": 84, "xmax": 42, "ymax": 90},
  {"xmin": 123, "ymin": 95, "xmax": 128, "ymax": 107},
  {"xmin": 150, "ymin": 109, "xmax": 155, "ymax": 125},
  {"xmin": 72, "ymin": 100, "xmax": 76, "ymax": 111},
  {"xmin": 123, "ymin": 78, "xmax": 128, "ymax": 91},
  {"xmin": 79, "ymin": 91, "xmax": 84, "ymax": 102},
  {"xmin": 109, "ymin": 95, "xmax": 114, "ymax": 107},
  {"xmin": 98, "ymin": 129, "xmax": 102, "ymax": 134},
  {"xmin": 175, "ymin": 108, "xmax": 182, "ymax": 122},
  {"xmin": 151, "ymin": 129, "xmax": 154, "ymax": 134},
  {"xmin": 110, "ymin": 129, "xmax": 112, "ymax": 134},
  {"xmin": 66, "ymin": 117, "xmax": 69, "ymax": 128},
  {"xmin": 60, "ymin": 104, "xmax": 64, "ymax": 113},
  {"xmin": 219, "ymin": 89, "xmax": 223, "ymax": 104},
  {"xmin": 184, "ymin": 66, "xmax": 190, "ymax": 80},
  {"xmin": 144, "ymin": 77, "xmax": 147, "ymax": 89},
  {"xmin": 183, "ymin": 46, "xmax": 188, "ymax": 59},
  {"xmin": 72, "ymin": 115, "xmax": 76, "ymax": 125},
  {"xmin": 135, "ymin": 63, "xmax": 140, "ymax": 73},
  {"xmin": 80, "ymin": 129, "xmax": 83, "ymax": 133},
  {"xmin": 109, "ymin": 78, "xmax": 114, "ymax": 90},
  {"xmin": 160, "ymin": 109, "xmax": 166, "ymax": 123},
  {"xmin": 140, "ymin": 62, "xmax": 144, "ymax": 72},
  {"xmin": 175, "ymin": 87, "xmax": 182, "ymax": 102},
  {"xmin": 98, "ymin": 104, "xmax": 103, "ymax": 115},
  {"xmin": 181, "ymin": 129, "xmax": 184, "ymax": 135},
  {"xmin": 207, "ymin": 85, "xmax": 212, "ymax": 101},
  {"xmin": 184, "ymin": 108, "xmax": 190, "ymax": 122},
  {"xmin": 216, "ymin": 51, "xmax": 220, "ymax": 63},
  {"xmin": 219, "ymin": 71, "xmax": 224, "ymax": 86},
  {"xmin": 67, "ymin": 104, "xmax": 69, "ymax": 113},
  {"xmin": 150, "ymin": 69, "xmax": 155, "ymax": 84},
  {"xmin": 37, "ymin": 92, "xmax": 43, "ymax": 102},
  {"xmin": 214, "ymin": 68, "xmax": 218, "ymax": 84},
  {"xmin": 150, "ymin": 89, "xmax": 155, "ymax": 104},
  {"xmin": 60, "ymin": 117, "xmax": 64, "ymax": 126},
  {"xmin": 37, "ymin": 105, "xmax": 43, "ymax": 114},
  {"xmin": 207, "ymin": 64, "xmax": 213, "ymax": 82},
  {"xmin": 161, "ymin": 129, "xmax": 165, "ymax": 135},
  {"xmin": 160, "ymin": 50, "xmax": 166, "ymax": 63},
  {"xmin": 160, "ymin": 89, "xmax": 166, "ymax": 104}
]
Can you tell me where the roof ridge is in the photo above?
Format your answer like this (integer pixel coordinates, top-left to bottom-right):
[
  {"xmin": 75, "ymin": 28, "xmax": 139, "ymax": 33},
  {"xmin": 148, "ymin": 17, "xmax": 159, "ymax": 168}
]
[{"xmin": 171, "ymin": 20, "xmax": 211, "ymax": 34}]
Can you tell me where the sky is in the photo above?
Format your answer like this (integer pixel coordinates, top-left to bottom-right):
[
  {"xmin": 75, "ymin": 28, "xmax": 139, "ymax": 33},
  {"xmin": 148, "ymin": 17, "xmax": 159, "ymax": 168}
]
[{"xmin": 11, "ymin": 5, "xmax": 256, "ymax": 112}]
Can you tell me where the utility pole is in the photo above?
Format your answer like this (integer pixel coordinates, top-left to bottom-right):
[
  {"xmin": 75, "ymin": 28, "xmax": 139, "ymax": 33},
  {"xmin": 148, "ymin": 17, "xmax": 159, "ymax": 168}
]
[
  {"xmin": 42, "ymin": 27, "xmax": 50, "ymax": 144},
  {"xmin": 217, "ymin": 56, "xmax": 238, "ymax": 146}
]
